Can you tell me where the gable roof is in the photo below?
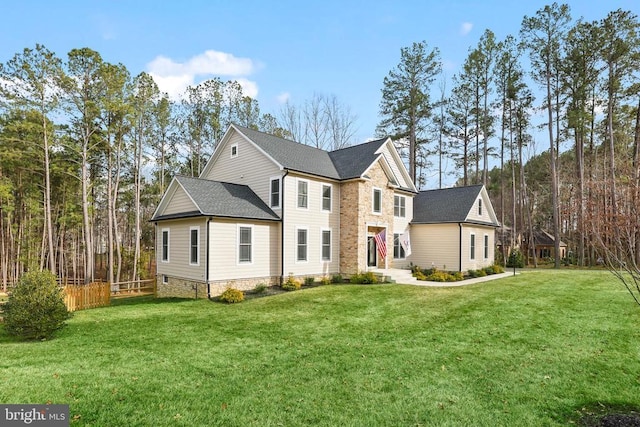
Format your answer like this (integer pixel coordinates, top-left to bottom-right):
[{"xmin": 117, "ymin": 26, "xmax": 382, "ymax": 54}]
[
  {"xmin": 328, "ymin": 138, "xmax": 388, "ymax": 180},
  {"xmin": 233, "ymin": 124, "xmax": 341, "ymax": 179},
  {"xmin": 231, "ymin": 125, "xmax": 415, "ymax": 192},
  {"xmin": 412, "ymin": 185, "xmax": 498, "ymax": 226},
  {"xmin": 152, "ymin": 176, "xmax": 279, "ymax": 222}
]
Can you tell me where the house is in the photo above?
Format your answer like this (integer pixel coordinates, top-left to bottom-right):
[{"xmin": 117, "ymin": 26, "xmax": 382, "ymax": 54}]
[
  {"xmin": 524, "ymin": 229, "xmax": 568, "ymax": 260},
  {"xmin": 151, "ymin": 124, "xmax": 500, "ymax": 298},
  {"xmin": 411, "ymin": 185, "xmax": 500, "ymax": 272}
]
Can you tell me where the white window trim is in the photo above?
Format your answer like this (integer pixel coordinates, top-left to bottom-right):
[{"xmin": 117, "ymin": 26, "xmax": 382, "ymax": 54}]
[
  {"xmin": 162, "ymin": 275, "xmax": 168, "ymax": 284},
  {"xmin": 161, "ymin": 228, "xmax": 170, "ymax": 263},
  {"xmin": 470, "ymin": 232, "xmax": 476, "ymax": 261},
  {"xmin": 372, "ymin": 187, "xmax": 382, "ymax": 215},
  {"xmin": 189, "ymin": 226, "xmax": 200, "ymax": 266},
  {"xmin": 270, "ymin": 176, "xmax": 281, "ymax": 209},
  {"xmin": 394, "ymin": 195, "xmax": 406, "ymax": 218},
  {"xmin": 297, "ymin": 178, "xmax": 310, "ymax": 210},
  {"xmin": 320, "ymin": 228, "xmax": 332, "ymax": 262},
  {"xmin": 230, "ymin": 143, "xmax": 238, "ymax": 158},
  {"xmin": 321, "ymin": 184, "xmax": 332, "ymax": 212},
  {"xmin": 484, "ymin": 234, "xmax": 489, "ymax": 260},
  {"xmin": 296, "ymin": 226, "xmax": 309, "ymax": 263},
  {"xmin": 237, "ymin": 224, "xmax": 253, "ymax": 265}
]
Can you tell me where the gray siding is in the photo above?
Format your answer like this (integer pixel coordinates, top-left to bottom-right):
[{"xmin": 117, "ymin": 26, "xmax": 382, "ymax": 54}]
[
  {"xmin": 282, "ymin": 173, "xmax": 341, "ymax": 277},
  {"xmin": 156, "ymin": 218, "xmax": 207, "ymax": 281},
  {"xmin": 203, "ymin": 131, "xmax": 282, "ymax": 212}
]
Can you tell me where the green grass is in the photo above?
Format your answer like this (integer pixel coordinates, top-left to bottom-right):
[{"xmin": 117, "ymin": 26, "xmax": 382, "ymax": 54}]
[{"xmin": 1, "ymin": 270, "xmax": 639, "ymax": 426}]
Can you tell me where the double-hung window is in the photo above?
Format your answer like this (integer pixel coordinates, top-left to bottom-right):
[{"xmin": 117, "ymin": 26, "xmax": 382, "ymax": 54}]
[
  {"xmin": 484, "ymin": 234, "xmax": 489, "ymax": 259},
  {"xmin": 270, "ymin": 178, "xmax": 280, "ymax": 209},
  {"xmin": 161, "ymin": 229, "xmax": 169, "ymax": 262},
  {"xmin": 321, "ymin": 229, "xmax": 331, "ymax": 261},
  {"xmin": 470, "ymin": 233, "xmax": 476, "ymax": 260},
  {"xmin": 297, "ymin": 180, "xmax": 308, "ymax": 209},
  {"xmin": 297, "ymin": 228, "xmax": 308, "ymax": 261},
  {"xmin": 189, "ymin": 227, "xmax": 199, "ymax": 265},
  {"xmin": 322, "ymin": 184, "xmax": 332, "ymax": 212},
  {"xmin": 239, "ymin": 226, "xmax": 252, "ymax": 263},
  {"xmin": 372, "ymin": 188, "xmax": 382, "ymax": 214},
  {"xmin": 394, "ymin": 195, "xmax": 406, "ymax": 217}
]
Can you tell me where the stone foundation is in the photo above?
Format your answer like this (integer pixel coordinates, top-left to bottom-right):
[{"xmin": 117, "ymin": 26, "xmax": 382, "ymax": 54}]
[{"xmin": 156, "ymin": 275, "xmax": 280, "ymax": 299}]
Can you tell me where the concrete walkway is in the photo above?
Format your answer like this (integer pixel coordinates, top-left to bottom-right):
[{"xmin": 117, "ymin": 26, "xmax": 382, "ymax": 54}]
[{"xmin": 371, "ymin": 268, "xmax": 518, "ymax": 287}]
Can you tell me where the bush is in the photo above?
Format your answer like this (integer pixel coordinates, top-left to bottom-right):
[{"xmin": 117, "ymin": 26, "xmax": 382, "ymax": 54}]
[
  {"xmin": 492, "ymin": 264, "xmax": 505, "ymax": 274},
  {"xmin": 483, "ymin": 265, "xmax": 496, "ymax": 275},
  {"xmin": 331, "ymin": 274, "xmax": 343, "ymax": 284},
  {"xmin": 424, "ymin": 270, "xmax": 464, "ymax": 282},
  {"xmin": 413, "ymin": 270, "xmax": 427, "ymax": 281},
  {"xmin": 253, "ymin": 283, "xmax": 267, "ymax": 294},
  {"xmin": 219, "ymin": 287, "xmax": 244, "ymax": 303},
  {"xmin": 3, "ymin": 270, "xmax": 71, "ymax": 340},
  {"xmin": 304, "ymin": 276, "xmax": 315, "ymax": 286},
  {"xmin": 350, "ymin": 272, "xmax": 378, "ymax": 284},
  {"xmin": 281, "ymin": 274, "xmax": 302, "ymax": 291},
  {"xmin": 320, "ymin": 276, "xmax": 331, "ymax": 286},
  {"xmin": 506, "ymin": 248, "xmax": 525, "ymax": 268}
]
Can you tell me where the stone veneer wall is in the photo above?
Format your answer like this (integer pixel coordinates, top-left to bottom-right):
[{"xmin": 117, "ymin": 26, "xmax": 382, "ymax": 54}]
[
  {"xmin": 157, "ymin": 275, "xmax": 280, "ymax": 299},
  {"xmin": 339, "ymin": 161, "xmax": 396, "ymax": 275}
]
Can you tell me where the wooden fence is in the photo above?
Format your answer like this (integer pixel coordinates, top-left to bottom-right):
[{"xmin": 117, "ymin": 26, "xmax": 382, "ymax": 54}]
[
  {"xmin": 110, "ymin": 279, "xmax": 156, "ymax": 298},
  {"xmin": 64, "ymin": 282, "xmax": 111, "ymax": 312},
  {"xmin": 1, "ymin": 278, "xmax": 156, "ymax": 314}
]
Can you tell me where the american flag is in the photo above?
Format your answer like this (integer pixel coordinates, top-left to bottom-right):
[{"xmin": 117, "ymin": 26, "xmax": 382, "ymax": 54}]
[{"xmin": 374, "ymin": 229, "xmax": 387, "ymax": 258}]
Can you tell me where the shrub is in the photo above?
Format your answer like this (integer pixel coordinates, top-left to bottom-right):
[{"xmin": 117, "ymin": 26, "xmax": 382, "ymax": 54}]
[
  {"xmin": 219, "ymin": 287, "xmax": 244, "ymax": 303},
  {"xmin": 320, "ymin": 276, "xmax": 331, "ymax": 286},
  {"xmin": 350, "ymin": 272, "xmax": 378, "ymax": 284},
  {"xmin": 424, "ymin": 270, "xmax": 464, "ymax": 282},
  {"xmin": 506, "ymin": 248, "xmax": 525, "ymax": 268},
  {"xmin": 492, "ymin": 264, "xmax": 505, "ymax": 274},
  {"xmin": 304, "ymin": 276, "xmax": 315, "ymax": 286},
  {"xmin": 281, "ymin": 274, "xmax": 302, "ymax": 291},
  {"xmin": 413, "ymin": 270, "xmax": 427, "ymax": 281},
  {"xmin": 253, "ymin": 283, "xmax": 267, "ymax": 294},
  {"xmin": 331, "ymin": 274, "xmax": 343, "ymax": 284},
  {"xmin": 483, "ymin": 265, "xmax": 496, "ymax": 275},
  {"xmin": 3, "ymin": 270, "xmax": 71, "ymax": 340}
]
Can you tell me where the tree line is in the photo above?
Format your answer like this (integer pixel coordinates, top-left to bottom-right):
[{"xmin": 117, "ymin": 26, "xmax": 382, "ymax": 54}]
[
  {"xmin": 0, "ymin": 44, "xmax": 359, "ymax": 289},
  {"xmin": 1, "ymin": 2, "xmax": 639, "ymax": 290},
  {"xmin": 377, "ymin": 3, "xmax": 640, "ymax": 271}
]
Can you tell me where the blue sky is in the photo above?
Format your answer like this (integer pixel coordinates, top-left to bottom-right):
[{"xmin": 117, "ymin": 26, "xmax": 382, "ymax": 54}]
[{"xmin": 2, "ymin": 0, "xmax": 638, "ymax": 149}]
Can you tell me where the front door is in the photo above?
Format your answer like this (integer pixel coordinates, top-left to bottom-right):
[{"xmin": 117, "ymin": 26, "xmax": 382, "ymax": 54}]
[{"xmin": 367, "ymin": 236, "xmax": 377, "ymax": 267}]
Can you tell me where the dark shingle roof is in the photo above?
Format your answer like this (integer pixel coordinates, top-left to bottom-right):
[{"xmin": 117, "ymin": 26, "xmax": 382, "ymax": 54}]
[
  {"xmin": 234, "ymin": 125, "xmax": 341, "ymax": 179},
  {"xmin": 413, "ymin": 185, "xmax": 486, "ymax": 224},
  {"xmin": 152, "ymin": 176, "xmax": 279, "ymax": 221},
  {"xmin": 328, "ymin": 138, "xmax": 388, "ymax": 180}
]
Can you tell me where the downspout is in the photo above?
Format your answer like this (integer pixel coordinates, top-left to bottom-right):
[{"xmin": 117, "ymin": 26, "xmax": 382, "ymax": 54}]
[
  {"xmin": 206, "ymin": 217, "xmax": 212, "ymax": 298},
  {"xmin": 280, "ymin": 170, "xmax": 289, "ymax": 285},
  {"xmin": 459, "ymin": 223, "xmax": 463, "ymax": 272}
]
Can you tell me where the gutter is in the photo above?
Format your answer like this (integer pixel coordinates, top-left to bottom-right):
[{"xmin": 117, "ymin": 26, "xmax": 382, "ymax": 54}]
[
  {"xmin": 459, "ymin": 222, "xmax": 463, "ymax": 272},
  {"xmin": 206, "ymin": 217, "xmax": 212, "ymax": 298},
  {"xmin": 280, "ymin": 170, "xmax": 289, "ymax": 285}
]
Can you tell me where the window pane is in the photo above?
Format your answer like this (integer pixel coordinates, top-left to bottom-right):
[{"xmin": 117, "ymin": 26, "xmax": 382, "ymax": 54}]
[
  {"xmin": 373, "ymin": 189, "xmax": 381, "ymax": 213},
  {"xmin": 162, "ymin": 231, "xmax": 169, "ymax": 261},
  {"xmin": 239, "ymin": 227, "xmax": 251, "ymax": 263},
  {"xmin": 470, "ymin": 234, "xmax": 476, "ymax": 260},
  {"xmin": 322, "ymin": 185, "xmax": 331, "ymax": 211},
  {"xmin": 271, "ymin": 179, "xmax": 280, "ymax": 207},
  {"xmin": 297, "ymin": 229, "xmax": 307, "ymax": 261},
  {"xmin": 298, "ymin": 181, "xmax": 307, "ymax": 208},
  {"xmin": 322, "ymin": 230, "xmax": 331, "ymax": 260},
  {"xmin": 190, "ymin": 229, "xmax": 198, "ymax": 263}
]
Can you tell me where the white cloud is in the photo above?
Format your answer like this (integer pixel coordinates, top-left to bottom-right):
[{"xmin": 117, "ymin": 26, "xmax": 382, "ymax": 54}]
[
  {"xmin": 147, "ymin": 49, "xmax": 260, "ymax": 100},
  {"xmin": 276, "ymin": 92, "xmax": 290, "ymax": 104},
  {"xmin": 460, "ymin": 22, "xmax": 473, "ymax": 36}
]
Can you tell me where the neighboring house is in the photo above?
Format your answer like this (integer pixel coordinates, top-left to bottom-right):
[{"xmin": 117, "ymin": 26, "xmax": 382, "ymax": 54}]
[
  {"xmin": 411, "ymin": 185, "xmax": 500, "ymax": 272},
  {"xmin": 151, "ymin": 124, "xmax": 499, "ymax": 298},
  {"xmin": 524, "ymin": 229, "xmax": 568, "ymax": 260}
]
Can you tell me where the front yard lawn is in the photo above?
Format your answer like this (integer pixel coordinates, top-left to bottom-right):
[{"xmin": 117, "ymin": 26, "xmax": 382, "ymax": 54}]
[{"xmin": 1, "ymin": 270, "xmax": 639, "ymax": 426}]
